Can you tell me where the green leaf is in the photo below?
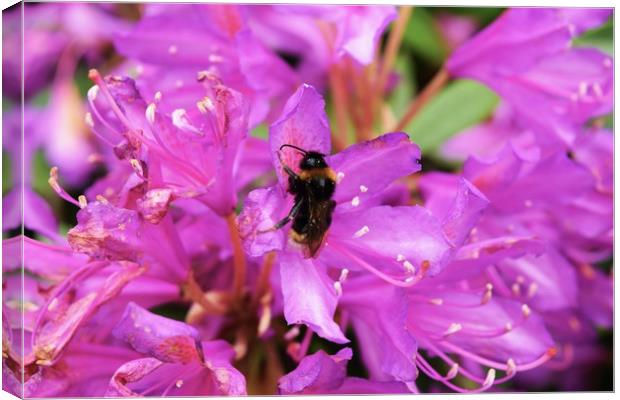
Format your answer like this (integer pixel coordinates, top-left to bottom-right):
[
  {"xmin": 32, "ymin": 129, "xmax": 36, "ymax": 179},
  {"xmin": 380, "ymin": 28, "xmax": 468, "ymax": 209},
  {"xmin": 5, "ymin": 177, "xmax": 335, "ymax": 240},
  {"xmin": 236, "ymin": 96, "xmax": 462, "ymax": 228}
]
[
  {"xmin": 250, "ymin": 123, "xmax": 268, "ymax": 139},
  {"xmin": 402, "ymin": 8, "xmax": 447, "ymax": 66},
  {"xmin": 405, "ymin": 79, "xmax": 499, "ymax": 155},
  {"xmin": 573, "ymin": 19, "xmax": 613, "ymax": 55},
  {"xmin": 2, "ymin": 149, "xmax": 12, "ymax": 195},
  {"xmin": 388, "ymin": 53, "xmax": 417, "ymax": 117}
]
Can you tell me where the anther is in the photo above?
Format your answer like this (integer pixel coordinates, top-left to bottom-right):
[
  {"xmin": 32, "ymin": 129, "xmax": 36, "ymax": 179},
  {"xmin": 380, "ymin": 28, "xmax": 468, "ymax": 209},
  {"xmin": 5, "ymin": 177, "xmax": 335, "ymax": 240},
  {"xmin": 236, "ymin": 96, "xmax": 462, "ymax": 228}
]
[
  {"xmin": 196, "ymin": 97, "xmax": 215, "ymax": 114},
  {"xmin": 84, "ymin": 112, "xmax": 94, "ymax": 128},
  {"xmin": 336, "ymin": 172, "xmax": 345, "ymax": 183},
  {"xmin": 87, "ymin": 85, "xmax": 99, "ymax": 101},
  {"xmin": 592, "ymin": 83, "xmax": 603, "ymax": 98},
  {"xmin": 96, "ymin": 195, "xmax": 109, "ymax": 204},
  {"xmin": 446, "ymin": 363, "xmax": 459, "ymax": 380},
  {"xmin": 483, "ymin": 368, "xmax": 496, "ymax": 387},
  {"xmin": 396, "ymin": 254, "xmax": 405, "ymax": 262},
  {"xmin": 78, "ymin": 195, "xmax": 87, "ymax": 209},
  {"xmin": 527, "ymin": 282, "xmax": 538, "ymax": 298},
  {"xmin": 351, "ymin": 196, "xmax": 360, "ymax": 207},
  {"xmin": 504, "ymin": 322, "xmax": 513, "ymax": 332},
  {"xmin": 145, "ymin": 103, "xmax": 156, "ymax": 125},
  {"xmin": 284, "ymin": 326, "xmax": 301, "ymax": 340},
  {"xmin": 403, "ymin": 260, "xmax": 415, "ymax": 273},
  {"xmin": 154, "ymin": 91, "xmax": 162, "ymax": 102},
  {"xmin": 521, "ymin": 304, "xmax": 531, "ymax": 318},
  {"xmin": 338, "ymin": 268, "xmax": 349, "ymax": 283},
  {"xmin": 506, "ymin": 358, "xmax": 516, "ymax": 375},
  {"xmin": 481, "ymin": 283, "xmax": 493, "ymax": 305},
  {"xmin": 429, "ymin": 298, "xmax": 443, "ymax": 306},
  {"xmin": 443, "ymin": 323, "xmax": 462, "ymax": 336},
  {"xmin": 333, "ymin": 281, "xmax": 343, "ymax": 296},
  {"xmin": 359, "ymin": 185, "xmax": 368, "ymax": 192},
  {"xmin": 578, "ymin": 81, "xmax": 588, "ymax": 97},
  {"xmin": 511, "ymin": 282, "xmax": 521, "ymax": 296},
  {"xmin": 175, "ymin": 380, "xmax": 184, "ymax": 388},
  {"xmin": 353, "ymin": 225, "xmax": 370, "ymax": 238}
]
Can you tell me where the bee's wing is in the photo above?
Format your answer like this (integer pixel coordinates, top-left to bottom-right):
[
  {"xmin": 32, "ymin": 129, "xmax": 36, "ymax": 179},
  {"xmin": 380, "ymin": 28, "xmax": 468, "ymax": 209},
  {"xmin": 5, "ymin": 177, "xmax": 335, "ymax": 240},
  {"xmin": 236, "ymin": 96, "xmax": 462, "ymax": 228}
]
[{"xmin": 303, "ymin": 199, "xmax": 336, "ymax": 258}]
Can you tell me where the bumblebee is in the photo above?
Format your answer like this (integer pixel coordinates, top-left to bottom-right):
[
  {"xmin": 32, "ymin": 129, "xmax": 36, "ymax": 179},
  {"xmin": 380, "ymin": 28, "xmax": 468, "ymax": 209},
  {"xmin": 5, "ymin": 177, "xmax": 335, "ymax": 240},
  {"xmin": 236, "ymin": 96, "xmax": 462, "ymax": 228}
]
[{"xmin": 270, "ymin": 144, "xmax": 337, "ymax": 258}]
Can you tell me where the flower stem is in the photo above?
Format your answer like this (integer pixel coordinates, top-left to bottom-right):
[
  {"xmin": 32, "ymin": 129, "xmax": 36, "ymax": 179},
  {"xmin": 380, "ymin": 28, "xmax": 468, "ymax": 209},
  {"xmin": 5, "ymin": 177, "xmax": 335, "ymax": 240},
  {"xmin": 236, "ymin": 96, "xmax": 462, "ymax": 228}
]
[
  {"xmin": 226, "ymin": 212, "xmax": 247, "ymax": 300},
  {"xmin": 375, "ymin": 6, "xmax": 414, "ymax": 101},
  {"xmin": 253, "ymin": 251, "xmax": 276, "ymax": 304},
  {"xmin": 392, "ymin": 67, "xmax": 449, "ymax": 132},
  {"xmin": 328, "ymin": 64, "xmax": 350, "ymax": 151}
]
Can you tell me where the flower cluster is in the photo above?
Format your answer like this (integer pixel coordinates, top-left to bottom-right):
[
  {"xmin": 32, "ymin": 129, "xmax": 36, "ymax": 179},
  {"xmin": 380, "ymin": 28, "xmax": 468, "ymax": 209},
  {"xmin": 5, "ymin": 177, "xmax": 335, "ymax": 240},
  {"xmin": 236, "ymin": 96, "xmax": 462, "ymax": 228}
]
[{"xmin": 2, "ymin": 4, "xmax": 613, "ymax": 396}]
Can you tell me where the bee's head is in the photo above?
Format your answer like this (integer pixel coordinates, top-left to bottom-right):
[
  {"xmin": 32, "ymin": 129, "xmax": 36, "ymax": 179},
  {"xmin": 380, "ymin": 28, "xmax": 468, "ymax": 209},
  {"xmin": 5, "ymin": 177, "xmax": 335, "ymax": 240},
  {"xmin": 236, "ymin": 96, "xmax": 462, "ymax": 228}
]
[{"xmin": 300, "ymin": 151, "xmax": 328, "ymax": 170}]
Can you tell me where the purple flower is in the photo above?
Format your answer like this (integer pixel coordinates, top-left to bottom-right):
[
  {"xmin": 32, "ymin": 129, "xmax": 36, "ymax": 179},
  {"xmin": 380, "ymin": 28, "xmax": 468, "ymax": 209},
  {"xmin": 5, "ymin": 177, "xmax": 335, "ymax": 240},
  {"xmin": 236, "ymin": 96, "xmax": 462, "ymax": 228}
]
[
  {"xmin": 447, "ymin": 8, "xmax": 613, "ymax": 146},
  {"xmin": 279, "ymin": 348, "xmax": 408, "ymax": 394},
  {"xmin": 238, "ymin": 84, "xmax": 488, "ymax": 347},
  {"xmin": 113, "ymin": 4, "xmax": 299, "ymax": 127},
  {"xmin": 107, "ymin": 303, "xmax": 246, "ymax": 396},
  {"xmin": 86, "ymin": 71, "xmax": 260, "ymax": 217}
]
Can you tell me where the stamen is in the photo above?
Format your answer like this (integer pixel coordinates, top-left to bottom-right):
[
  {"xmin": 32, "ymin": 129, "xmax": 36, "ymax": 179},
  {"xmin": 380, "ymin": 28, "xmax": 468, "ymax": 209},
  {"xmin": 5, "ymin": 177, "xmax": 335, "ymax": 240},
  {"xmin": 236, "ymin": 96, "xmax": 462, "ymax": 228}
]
[
  {"xmin": 481, "ymin": 283, "xmax": 493, "ymax": 305},
  {"xmin": 429, "ymin": 298, "xmax": 443, "ymax": 306},
  {"xmin": 592, "ymin": 83, "xmax": 603, "ymax": 98},
  {"xmin": 172, "ymin": 108, "xmax": 200, "ymax": 134},
  {"xmin": 483, "ymin": 369, "xmax": 496, "ymax": 387},
  {"xmin": 504, "ymin": 322, "xmax": 513, "ymax": 332},
  {"xmin": 284, "ymin": 326, "xmax": 301, "ymax": 341},
  {"xmin": 196, "ymin": 97, "xmax": 215, "ymax": 114},
  {"xmin": 396, "ymin": 254, "xmax": 405, "ymax": 262},
  {"xmin": 130, "ymin": 159, "xmax": 146, "ymax": 180},
  {"xmin": 338, "ymin": 268, "xmax": 349, "ymax": 283},
  {"xmin": 359, "ymin": 185, "xmax": 368, "ymax": 192},
  {"xmin": 527, "ymin": 282, "xmax": 538, "ymax": 298},
  {"xmin": 521, "ymin": 304, "xmax": 531, "ymax": 317},
  {"xmin": 506, "ymin": 358, "xmax": 516, "ymax": 376},
  {"xmin": 208, "ymin": 54, "xmax": 223, "ymax": 63},
  {"xmin": 175, "ymin": 380, "xmax": 184, "ymax": 388},
  {"xmin": 444, "ymin": 322, "xmax": 462, "ymax": 336},
  {"xmin": 446, "ymin": 363, "xmax": 459, "ymax": 380},
  {"xmin": 84, "ymin": 112, "xmax": 94, "ymax": 128},
  {"xmin": 511, "ymin": 282, "xmax": 521, "ymax": 296},
  {"xmin": 87, "ymin": 85, "xmax": 99, "ymax": 101},
  {"xmin": 48, "ymin": 167, "xmax": 81, "ymax": 207},
  {"xmin": 88, "ymin": 69, "xmax": 135, "ymax": 131},
  {"xmin": 578, "ymin": 81, "xmax": 588, "ymax": 97},
  {"xmin": 353, "ymin": 225, "xmax": 370, "ymax": 238},
  {"xmin": 351, "ymin": 196, "xmax": 360, "ymax": 207},
  {"xmin": 154, "ymin": 91, "xmax": 162, "ymax": 102},
  {"xmin": 333, "ymin": 281, "xmax": 343, "ymax": 296},
  {"xmin": 146, "ymin": 103, "xmax": 156, "ymax": 125},
  {"xmin": 336, "ymin": 172, "xmax": 345, "ymax": 183},
  {"xmin": 403, "ymin": 260, "xmax": 415, "ymax": 273},
  {"xmin": 78, "ymin": 195, "xmax": 88, "ymax": 209}
]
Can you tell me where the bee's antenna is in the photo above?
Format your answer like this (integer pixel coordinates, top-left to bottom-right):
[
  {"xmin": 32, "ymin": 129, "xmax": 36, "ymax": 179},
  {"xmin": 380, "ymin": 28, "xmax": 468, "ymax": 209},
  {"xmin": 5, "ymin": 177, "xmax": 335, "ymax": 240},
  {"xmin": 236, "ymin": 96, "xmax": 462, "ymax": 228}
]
[{"xmin": 280, "ymin": 144, "xmax": 308, "ymax": 155}]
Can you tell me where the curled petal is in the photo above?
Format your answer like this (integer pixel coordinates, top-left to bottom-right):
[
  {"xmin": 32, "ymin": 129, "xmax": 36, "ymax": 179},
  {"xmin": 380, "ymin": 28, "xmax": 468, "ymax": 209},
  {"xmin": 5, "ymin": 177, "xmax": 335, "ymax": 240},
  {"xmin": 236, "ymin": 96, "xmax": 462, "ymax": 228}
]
[{"xmin": 113, "ymin": 302, "xmax": 202, "ymax": 364}]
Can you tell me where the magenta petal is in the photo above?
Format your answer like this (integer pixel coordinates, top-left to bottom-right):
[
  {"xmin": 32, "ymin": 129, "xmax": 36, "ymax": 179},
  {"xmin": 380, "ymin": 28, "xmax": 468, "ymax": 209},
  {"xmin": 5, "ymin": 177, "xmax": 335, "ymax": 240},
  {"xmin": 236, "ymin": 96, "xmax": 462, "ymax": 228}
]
[
  {"xmin": 278, "ymin": 348, "xmax": 351, "ymax": 394},
  {"xmin": 498, "ymin": 249, "xmax": 578, "ymax": 311},
  {"xmin": 68, "ymin": 201, "xmax": 142, "ymax": 261},
  {"xmin": 279, "ymin": 252, "xmax": 348, "ymax": 343},
  {"xmin": 441, "ymin": 178, "xmax": 489, "ymax": 247},
  {"xmin": 237, "ymin": 186, "xmax": 288, "ymax": 257},
  {"xmin": 409, "ymin": 289, "xmax": 555, "ymax": 365},
  {"xmin": 269, "ymin": 84, "xmax": 331, "ymax": 188},
  {"xmin": 113, "ymin": 302, "xmax": 202, "ymax": 364},
  {"xmin": 327, "ymin": 133, "xmax": 421, "ymax": 209},
  {"xmin": 329, "ymin": 205, "xmax": 452, "ymax": 277},
  {"xmin": 106, "ymin": 357, "xmax": 165, "ymax": 396},
  {"xmin": 341, "ymin": 277, "xmax": 417, "ymax": 383}
]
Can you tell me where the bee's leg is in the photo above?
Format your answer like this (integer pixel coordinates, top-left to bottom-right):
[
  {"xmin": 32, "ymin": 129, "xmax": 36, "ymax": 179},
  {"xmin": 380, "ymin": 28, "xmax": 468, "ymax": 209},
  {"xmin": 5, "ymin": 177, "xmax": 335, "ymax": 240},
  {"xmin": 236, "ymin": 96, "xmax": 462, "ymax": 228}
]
[{"xmin": 259, "ymin": 199, "xmax": 303, "ymax": 233}]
